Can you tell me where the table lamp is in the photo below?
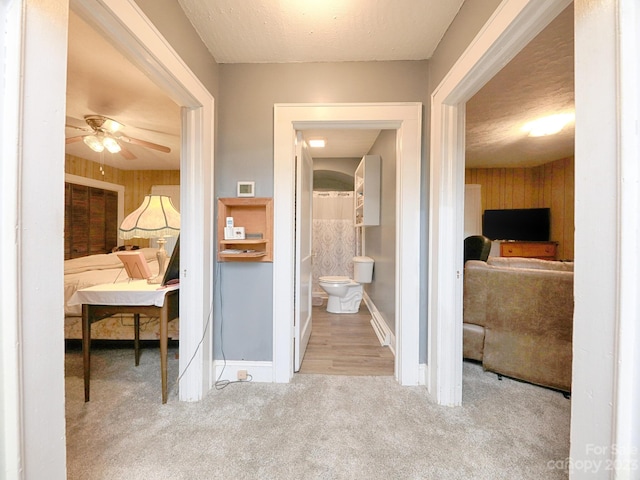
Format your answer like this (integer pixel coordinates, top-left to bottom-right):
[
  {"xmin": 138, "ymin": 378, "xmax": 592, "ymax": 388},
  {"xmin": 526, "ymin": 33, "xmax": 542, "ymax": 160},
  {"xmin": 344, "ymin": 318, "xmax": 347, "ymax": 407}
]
[{"xmin": 119, "ymin": 194, "xmax": 180, "ymax": 284}]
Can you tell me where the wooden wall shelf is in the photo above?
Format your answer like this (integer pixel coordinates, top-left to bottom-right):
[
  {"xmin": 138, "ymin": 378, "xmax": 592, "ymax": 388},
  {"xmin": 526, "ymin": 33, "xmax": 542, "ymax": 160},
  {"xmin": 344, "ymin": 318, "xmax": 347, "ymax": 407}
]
[{"xmin": 217, "ymin": 197, "xmax": 273, "ymax": 262}]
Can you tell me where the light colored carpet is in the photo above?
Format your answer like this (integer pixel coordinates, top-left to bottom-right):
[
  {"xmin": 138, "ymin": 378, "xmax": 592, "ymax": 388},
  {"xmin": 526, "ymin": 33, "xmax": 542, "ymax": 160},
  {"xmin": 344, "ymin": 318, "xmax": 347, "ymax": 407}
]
[{"xmin": 65, "ymin": 344, "xmax": 570, "ymax": 479}]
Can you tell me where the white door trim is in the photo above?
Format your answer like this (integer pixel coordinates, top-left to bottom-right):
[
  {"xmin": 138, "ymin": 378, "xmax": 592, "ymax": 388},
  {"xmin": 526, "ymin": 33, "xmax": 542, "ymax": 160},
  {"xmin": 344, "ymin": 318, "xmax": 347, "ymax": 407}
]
[
  {"xmin": 273, "ymin": 103, "xmax": 422, "ymax": 385},
  {"xmin": 428, "ymin": 0, "xmax": 571, "ymax": 405},
  {"xmin": 71, "ymin": 0, "xmax": 215, "ymax": 401}
]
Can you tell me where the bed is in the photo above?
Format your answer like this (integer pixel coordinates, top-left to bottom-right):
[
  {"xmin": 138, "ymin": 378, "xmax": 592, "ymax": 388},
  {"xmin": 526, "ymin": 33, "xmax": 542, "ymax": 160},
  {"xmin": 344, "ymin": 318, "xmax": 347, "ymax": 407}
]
[{"xmin": 64, "ymin": 248, "xmax": 180, "ymax": 340}]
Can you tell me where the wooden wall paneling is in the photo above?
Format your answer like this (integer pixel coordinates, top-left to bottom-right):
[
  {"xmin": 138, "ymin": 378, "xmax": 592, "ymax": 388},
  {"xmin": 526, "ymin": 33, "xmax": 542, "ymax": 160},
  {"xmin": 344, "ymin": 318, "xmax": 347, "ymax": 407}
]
[
  {"xmin": 550, "ymin": 160, "xmax": 566, "ymax": 259},
  {"xmin": 490, "ymin": 169, "xmax": 501, "ymax": 209},
  {"xmin": 564, "ymin": 158, "xmax": 575, "ymax": 260},
  {"xmin": 476, "ymin": 169, "xmax": 488, "ymax": 212},
  {"xmin": 512, "ymin": 168, "xmax": 526, "ymax": 208},
  {"xmin": 504, "ymin": 168, "xmax": 513, "ymax": 209},
  {"xmin": 465, "ymin": 156, "xmax": 575, "ymax": 260},
  {"xmin": 465, "ymin": 169, "xmax": 475, "ymax": 184}
]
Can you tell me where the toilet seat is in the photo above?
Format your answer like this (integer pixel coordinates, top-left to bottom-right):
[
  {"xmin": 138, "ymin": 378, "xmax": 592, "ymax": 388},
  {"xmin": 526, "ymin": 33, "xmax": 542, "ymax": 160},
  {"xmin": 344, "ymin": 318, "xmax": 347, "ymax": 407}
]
[{"xmin": 319, "ymin": 276, "xmax": 352, "ymax": 284}]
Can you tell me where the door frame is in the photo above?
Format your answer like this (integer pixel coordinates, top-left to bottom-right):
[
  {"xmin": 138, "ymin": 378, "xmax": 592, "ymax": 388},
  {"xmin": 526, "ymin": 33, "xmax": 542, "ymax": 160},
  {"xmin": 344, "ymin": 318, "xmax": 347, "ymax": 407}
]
[
  {"xmin": 273, "ymin": 102, "xmax": 422, "ymax": 385},
  {"xmin": 428, "ymin": 0, "xmax": 571, "ymax": 406},
  {"xmin": 71, "ymin": 0, "xmax": 216, "ymax": 401},
  {"xmin": 294, "ymin": 134, "xmax": 313, "ymax": 371}
]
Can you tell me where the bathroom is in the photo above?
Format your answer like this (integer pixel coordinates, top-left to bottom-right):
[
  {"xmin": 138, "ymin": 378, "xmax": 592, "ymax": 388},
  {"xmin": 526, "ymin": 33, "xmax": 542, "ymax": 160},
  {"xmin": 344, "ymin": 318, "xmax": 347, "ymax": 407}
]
[{"xmin": 304, "ymin": 129, "xmax": 397, "ymax": 364}]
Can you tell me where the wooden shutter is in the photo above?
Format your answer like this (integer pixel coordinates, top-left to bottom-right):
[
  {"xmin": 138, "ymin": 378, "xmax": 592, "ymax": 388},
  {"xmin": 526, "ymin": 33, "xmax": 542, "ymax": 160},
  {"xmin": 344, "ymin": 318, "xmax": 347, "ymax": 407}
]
[{"xmin": 65, "ymin": 183, "xmax": 119, "ymax": 259}]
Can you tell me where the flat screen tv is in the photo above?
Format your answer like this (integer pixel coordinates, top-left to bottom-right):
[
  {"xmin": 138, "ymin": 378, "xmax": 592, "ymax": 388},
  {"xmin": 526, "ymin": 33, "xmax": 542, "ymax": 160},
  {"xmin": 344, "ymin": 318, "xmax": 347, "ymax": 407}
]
[{"xmin": 482, "ymin": 208, "xmax": 550, "ymax": 241}]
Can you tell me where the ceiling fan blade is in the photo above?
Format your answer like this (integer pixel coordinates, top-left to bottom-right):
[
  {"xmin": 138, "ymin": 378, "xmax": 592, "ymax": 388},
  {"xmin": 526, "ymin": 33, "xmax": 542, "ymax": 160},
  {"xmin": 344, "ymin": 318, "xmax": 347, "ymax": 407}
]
[
  {"xmin": 66, "ymin": 124, "xmax": 91, "ymax": 132},
  {"xmin": 119, "ymin": 135, "xmax": 171, "ymax": 153},
  {"xmin": 66, "ymin": 135, "xmax": 85, "ymax": 144},
  {"xmin": 118, "ymin": 145, "xmax": 137, "ymax": 160}
]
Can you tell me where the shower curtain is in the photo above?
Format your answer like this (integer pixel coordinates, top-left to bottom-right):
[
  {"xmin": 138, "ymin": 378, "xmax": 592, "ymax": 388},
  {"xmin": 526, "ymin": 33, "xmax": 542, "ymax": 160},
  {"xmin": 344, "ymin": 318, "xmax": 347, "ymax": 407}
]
[{"xmin": 312, "ymin": 191, "xmax": 355, "ymax": 294}]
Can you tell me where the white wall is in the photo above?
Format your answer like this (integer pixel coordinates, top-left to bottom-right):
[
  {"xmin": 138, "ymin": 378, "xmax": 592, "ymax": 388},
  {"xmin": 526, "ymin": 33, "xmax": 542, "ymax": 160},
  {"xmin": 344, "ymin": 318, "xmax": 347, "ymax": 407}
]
[
  {"xmin": 572, "ymin": 0, "xmax": 640, "ymax": 475},
  {"xmin": 1, "ymin": 0, "xmax": 69, "ymax": 478}
]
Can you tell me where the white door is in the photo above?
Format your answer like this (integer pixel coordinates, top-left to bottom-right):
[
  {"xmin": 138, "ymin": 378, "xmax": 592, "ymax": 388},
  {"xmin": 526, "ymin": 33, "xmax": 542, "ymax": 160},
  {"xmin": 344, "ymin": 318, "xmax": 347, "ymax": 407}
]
[{"xmin": 294, "ymin": 133, "xmax": 313, "ymax": 371}]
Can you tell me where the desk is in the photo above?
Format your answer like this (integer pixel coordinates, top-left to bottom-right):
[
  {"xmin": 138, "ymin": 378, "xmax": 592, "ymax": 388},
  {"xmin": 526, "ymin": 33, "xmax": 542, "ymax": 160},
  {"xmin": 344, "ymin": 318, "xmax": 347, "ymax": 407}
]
[{"xmin": 68, "ymin": 280, "xmax": 179, "ymax": 404}]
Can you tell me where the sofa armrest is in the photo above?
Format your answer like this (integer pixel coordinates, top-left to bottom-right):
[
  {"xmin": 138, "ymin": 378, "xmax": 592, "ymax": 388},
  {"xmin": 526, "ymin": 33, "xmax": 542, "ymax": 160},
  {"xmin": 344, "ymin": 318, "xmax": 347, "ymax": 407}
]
[
  {"xmin": 483, "ymin": 267, "xmax": 573, "ymax": 391},
  {"xmin": 463, "ymin": 323, "xmax": 485, "ymax": 361},
  {"xmin": 463, "ymin": 261, "xmax": 491, "ymax": 327}
]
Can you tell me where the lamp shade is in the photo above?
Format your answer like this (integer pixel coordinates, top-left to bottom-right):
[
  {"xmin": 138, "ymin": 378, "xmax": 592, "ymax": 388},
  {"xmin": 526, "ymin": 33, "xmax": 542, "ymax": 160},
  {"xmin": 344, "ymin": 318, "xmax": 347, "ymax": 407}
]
[{"xmin": 119, "ymin": 195, "xmax": 180, "ymax": 240}]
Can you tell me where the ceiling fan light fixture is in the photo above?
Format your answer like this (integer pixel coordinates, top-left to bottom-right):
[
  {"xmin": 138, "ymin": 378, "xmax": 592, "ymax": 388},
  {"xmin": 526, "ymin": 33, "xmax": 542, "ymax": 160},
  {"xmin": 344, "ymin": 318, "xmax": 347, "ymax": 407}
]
[
  {"xmin": 102, "ymin": 118, "xmax": 123, "ymax": 133},
  {"xmin": 83, "ymin": 135, "xmax": 105, "ymax": 152},
  {"xmin": 102, "ymin": 136, "xmax": 121, "ymax": 153}
]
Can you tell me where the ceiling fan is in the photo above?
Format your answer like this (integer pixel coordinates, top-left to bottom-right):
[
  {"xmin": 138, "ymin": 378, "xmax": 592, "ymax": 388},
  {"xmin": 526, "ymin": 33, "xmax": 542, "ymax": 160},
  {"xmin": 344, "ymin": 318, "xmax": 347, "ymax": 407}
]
[{"xmin": 65, "ymin": 115, "xmax": 171, "ymax": 160}]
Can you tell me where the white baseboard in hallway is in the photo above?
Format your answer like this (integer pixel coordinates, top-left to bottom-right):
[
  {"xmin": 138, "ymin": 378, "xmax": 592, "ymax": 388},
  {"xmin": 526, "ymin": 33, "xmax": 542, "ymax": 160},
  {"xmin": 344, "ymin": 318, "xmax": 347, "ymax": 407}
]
[
  {"xmin": 363, "ymin": 292, "xmax": 396, "ymax": 355},
  {"xmin": 212, "ymin": 360, "xmax": 273, "ymax": 383}
]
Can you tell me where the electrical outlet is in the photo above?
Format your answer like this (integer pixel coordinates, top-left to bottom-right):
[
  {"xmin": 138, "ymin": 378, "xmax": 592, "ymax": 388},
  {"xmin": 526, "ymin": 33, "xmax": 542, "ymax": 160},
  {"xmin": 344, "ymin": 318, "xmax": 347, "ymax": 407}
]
[{"xmin": 237, "ymin": 370, "xmax": 248, "ymax": 381}]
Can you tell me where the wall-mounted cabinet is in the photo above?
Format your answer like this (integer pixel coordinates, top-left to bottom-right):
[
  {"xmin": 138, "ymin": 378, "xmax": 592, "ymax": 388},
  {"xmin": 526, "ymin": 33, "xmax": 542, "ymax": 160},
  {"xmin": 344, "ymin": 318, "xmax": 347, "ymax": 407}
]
[
  {"xmin": 217, "ymin": 197, "xmax": 273, "ymax": 262},
  {"xmin": 354, "ymin": 155, "xmax": 381, "ymax": 227}
]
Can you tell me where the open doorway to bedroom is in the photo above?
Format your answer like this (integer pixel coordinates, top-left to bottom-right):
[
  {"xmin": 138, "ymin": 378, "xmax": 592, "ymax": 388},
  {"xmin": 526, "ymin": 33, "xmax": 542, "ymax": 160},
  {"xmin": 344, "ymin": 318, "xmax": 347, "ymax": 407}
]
[{"xmin": 63, "ymin": 10, "xmax": 182, "ymax": 398}]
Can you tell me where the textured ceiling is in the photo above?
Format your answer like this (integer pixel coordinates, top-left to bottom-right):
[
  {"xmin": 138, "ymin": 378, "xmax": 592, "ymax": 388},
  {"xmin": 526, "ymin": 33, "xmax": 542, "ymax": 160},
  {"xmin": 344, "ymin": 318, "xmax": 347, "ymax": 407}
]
[
  {"xmin": 465, "ymin": 5, "xmax": 574, "ymax": 168},
  {"xmin": 65, "ymin": 3, "xmax": 574, "ymax": 171},
  {"xmin": 177, "ymin": 0, "xmax": 465, "ymax": 63},
  {"xmin": 65, "ymin": 11, "xmax": 181, "ymax": 170}
]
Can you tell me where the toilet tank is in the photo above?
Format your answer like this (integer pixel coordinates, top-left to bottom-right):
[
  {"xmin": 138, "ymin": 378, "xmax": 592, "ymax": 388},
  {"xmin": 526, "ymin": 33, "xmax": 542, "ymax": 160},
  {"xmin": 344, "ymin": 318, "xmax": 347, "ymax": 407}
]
[{"xmin": 353, "ymin": 256, "xmax": 374, "ymax": 283}]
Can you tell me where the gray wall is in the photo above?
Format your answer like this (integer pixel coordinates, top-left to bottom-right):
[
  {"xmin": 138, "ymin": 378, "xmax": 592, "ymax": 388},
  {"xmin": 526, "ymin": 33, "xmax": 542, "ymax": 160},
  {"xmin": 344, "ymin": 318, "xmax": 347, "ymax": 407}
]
[
  {"xmin": 313, "ymin": 158, "xmax": 360, "ymax": 191},
  {"xmin": 363, "ymin": 130, "xmax": 397, "ymax": 334},
  {"xmin": 134, "ymin": 0, "xmax": 220, "ymax": 98},
  {"xmin": 216, "ymin": 61, "xmax": 428, "ymax": 360},
  {"xmin": 428, "ymin": 0, "xmax": 503, "ymax": 91},
  {"xmin": 136, "ymin": 0, "xmax": 505, "ymax": 364},
  {"xmin": 417, "ymin": 0, "xmax": 503, "ymax": 361}
]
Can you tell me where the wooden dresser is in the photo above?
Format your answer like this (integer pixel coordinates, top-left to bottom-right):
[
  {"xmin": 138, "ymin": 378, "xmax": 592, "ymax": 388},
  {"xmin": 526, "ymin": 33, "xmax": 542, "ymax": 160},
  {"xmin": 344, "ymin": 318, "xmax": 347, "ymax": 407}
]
[{"xmin": 500, "ymin": 241, "xmax": 557, "ymax": 260}]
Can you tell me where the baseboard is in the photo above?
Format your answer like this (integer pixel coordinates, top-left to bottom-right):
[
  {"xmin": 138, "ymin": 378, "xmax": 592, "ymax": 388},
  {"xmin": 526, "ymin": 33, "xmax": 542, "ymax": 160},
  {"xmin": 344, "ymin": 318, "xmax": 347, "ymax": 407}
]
[
  {"xmin": 419, "ymin": 363, "xmax": 428, "ymax": 386},
  {"xmin": 362, "ymin": 292, "xmax": 396, "ymax": 355},
  {"xmin": 212, "ymin": 360, "xmax": 273, "ymax": 383}
]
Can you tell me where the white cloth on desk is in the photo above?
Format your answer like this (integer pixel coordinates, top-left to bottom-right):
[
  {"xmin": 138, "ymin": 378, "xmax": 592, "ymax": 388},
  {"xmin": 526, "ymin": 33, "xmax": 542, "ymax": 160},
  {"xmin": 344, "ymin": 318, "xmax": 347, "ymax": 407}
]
[{"xmin": 68, "ymin": 280, "xmax": 179, "ymax": 307}]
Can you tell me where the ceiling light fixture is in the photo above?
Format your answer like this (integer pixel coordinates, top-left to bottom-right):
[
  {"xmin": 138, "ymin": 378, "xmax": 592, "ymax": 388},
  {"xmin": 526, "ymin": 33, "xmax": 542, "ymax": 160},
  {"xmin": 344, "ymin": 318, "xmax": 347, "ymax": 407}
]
[
  {"xmin": 308, "ymin": 138, "xmax": 326, "ymax": 148},
  {"xmin": 102, "ymin": 136, "xmax": 121, "ymax": 153},
  {"xmin": 82, "ymin": 132, "xmax": 121, "ymax": 153},
  {"xmin": 522, "ymin": 113, "xmax": 575, "ymax": 137},
  {"xmin": 83, "ymin": 135, "xmax": 105, "ymax": 152}
]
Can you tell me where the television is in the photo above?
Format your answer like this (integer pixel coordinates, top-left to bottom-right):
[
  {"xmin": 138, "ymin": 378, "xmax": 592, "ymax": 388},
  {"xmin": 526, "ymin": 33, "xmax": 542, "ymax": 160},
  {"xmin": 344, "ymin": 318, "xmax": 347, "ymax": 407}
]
[{"xmin": 482, "ymin": 208, "xmax": 550, "ymax": 241}]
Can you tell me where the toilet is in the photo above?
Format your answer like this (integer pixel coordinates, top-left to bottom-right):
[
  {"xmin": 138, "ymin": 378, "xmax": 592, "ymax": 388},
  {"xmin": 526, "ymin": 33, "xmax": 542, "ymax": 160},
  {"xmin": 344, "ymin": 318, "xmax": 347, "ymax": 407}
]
[{"xmin": 319, "ymin": 256, "xmax": 374, "ymax": 314}]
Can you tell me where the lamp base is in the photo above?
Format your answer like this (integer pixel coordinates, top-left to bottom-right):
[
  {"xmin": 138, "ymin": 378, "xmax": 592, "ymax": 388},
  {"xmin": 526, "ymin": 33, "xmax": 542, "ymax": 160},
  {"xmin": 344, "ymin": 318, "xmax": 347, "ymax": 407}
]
[{"xmin": 147, "ymin": 238, "xmax": 168, "ymax": 284}]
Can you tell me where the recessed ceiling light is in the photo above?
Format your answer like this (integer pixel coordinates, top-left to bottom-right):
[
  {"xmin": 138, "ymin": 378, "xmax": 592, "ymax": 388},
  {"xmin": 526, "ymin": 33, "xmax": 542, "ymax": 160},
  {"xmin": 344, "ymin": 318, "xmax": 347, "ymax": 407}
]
[
  {"xmin": 522, "ymin": 113, "xmax": 575, "ymax": 137},
  {"xmin": 308, "ymin": 138, "xmax": 326, "ymax": 148}
]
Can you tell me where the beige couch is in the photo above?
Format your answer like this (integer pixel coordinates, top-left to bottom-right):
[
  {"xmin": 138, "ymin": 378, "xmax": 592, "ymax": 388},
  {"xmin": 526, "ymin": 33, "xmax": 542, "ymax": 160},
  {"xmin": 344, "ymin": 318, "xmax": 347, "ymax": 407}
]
[{"xmin": 463, "ymin": 257, "xmax": 574, "ymax": 392}]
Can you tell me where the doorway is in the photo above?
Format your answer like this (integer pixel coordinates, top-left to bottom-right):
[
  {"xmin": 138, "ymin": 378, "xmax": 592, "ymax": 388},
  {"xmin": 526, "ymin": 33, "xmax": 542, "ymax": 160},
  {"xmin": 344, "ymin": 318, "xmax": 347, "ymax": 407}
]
[
  {"xmin": 273, "ymin": 102, "xmax": 422, "ymax": 385},
  {"xmin": 428, "ymin": 0, "xmax": 572, "ymax": 406},
  {"xmin": 296, "ymin": 131, "xmax": 394, "ymax": 376},
  {"xmin": 70, "ymin": 0, "xmax": 216, "ymax": 401}
]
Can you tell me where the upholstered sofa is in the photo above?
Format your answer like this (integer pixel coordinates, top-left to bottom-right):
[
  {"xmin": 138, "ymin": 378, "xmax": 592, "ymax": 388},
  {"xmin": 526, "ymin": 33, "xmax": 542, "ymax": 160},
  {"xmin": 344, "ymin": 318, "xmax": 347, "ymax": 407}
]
[{"xmin": 463, "ymin": 257, "xmax": 574, "ymax": 392}]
